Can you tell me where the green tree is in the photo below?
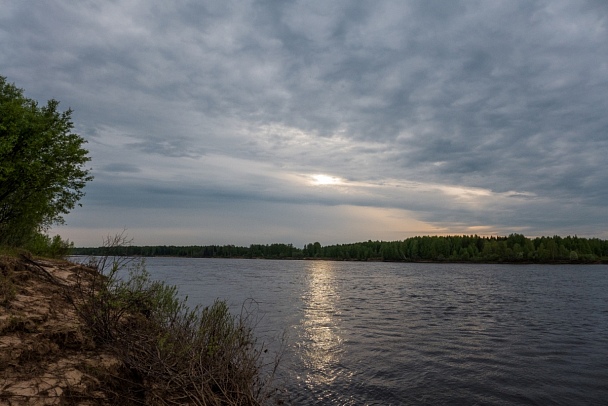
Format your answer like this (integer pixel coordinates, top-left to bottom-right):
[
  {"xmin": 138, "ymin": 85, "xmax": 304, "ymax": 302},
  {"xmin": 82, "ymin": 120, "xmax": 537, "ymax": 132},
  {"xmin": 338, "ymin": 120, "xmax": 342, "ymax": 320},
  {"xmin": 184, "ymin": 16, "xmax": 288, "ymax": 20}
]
[
  {"xmin": 0, "ymin": 76, "xmax": 92, "ymax": 245},
  {"xmin": 511, "ymin": 243, "xmax": 524, "ymax": 260}
]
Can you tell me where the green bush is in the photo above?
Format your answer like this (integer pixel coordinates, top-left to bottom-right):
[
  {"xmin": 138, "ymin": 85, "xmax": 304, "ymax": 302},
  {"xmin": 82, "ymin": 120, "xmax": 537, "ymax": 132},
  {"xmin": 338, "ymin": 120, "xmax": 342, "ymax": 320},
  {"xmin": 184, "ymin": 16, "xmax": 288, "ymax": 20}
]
[{"xmin": 23, "ymin": 233, "xmax": 73, "ymax": 258}]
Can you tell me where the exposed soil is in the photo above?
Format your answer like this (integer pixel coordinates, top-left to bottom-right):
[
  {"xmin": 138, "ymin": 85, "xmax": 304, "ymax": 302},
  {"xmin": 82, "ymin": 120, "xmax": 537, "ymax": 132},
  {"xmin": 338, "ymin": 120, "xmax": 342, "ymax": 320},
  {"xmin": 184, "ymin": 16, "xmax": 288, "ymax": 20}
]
[{"xmin": 0, "ymin": 255, "xmax": 121, "ymax": 405}]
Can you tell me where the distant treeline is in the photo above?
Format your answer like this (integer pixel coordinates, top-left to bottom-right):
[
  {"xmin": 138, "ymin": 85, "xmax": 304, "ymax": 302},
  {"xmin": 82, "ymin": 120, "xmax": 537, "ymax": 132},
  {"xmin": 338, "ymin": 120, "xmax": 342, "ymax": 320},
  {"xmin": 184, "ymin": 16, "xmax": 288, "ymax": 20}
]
[{"xmin": 72, "ymin": 234, "xmax": 608, "ymax": 263}]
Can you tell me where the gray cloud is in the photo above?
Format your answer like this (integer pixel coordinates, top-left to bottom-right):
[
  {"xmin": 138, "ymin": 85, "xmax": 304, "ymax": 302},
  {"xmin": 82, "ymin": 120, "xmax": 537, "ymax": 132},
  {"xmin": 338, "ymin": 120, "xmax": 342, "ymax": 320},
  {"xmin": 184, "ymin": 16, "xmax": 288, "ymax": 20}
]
[
  {"xmin": 2, "ymin": 0, "xmax": 606, "ymax": 245},
  {"xmin": 100, "ymin": 163, "xmax": 141, "ymax": 173}
]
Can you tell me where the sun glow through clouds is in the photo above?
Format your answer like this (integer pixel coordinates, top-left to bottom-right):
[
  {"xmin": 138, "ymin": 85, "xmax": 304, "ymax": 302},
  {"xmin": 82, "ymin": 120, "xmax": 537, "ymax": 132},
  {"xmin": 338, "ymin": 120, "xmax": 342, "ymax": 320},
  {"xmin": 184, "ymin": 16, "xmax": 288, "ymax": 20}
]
[{"xmin": 311, "ymin": 174, "xmax": 343, "ymax": 186}]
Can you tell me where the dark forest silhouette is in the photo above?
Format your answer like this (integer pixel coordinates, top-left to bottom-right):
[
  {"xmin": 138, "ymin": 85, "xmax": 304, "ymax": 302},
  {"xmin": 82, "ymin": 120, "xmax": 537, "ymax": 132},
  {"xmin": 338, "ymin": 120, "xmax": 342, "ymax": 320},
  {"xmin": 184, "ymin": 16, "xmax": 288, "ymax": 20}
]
[{"xmin": 73, "ymin": 234, "xmax": 607, "ymax": 263}]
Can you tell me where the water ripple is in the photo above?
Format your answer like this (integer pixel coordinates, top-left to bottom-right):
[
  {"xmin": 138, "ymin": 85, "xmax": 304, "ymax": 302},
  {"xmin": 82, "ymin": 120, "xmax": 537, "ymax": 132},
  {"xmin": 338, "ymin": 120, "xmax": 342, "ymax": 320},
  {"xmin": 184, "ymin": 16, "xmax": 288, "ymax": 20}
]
[{"xmin": 140, "ymin": 258, "xmax": 608, "ymax": 405}]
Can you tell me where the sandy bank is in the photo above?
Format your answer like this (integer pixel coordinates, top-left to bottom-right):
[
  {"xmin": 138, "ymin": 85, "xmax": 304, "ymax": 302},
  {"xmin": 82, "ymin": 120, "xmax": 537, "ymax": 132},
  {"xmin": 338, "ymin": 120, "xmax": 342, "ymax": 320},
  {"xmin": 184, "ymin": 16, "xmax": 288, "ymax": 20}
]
[{"xmin": 0, "ymin": 256, "xmax": 120, "ymax": 405}]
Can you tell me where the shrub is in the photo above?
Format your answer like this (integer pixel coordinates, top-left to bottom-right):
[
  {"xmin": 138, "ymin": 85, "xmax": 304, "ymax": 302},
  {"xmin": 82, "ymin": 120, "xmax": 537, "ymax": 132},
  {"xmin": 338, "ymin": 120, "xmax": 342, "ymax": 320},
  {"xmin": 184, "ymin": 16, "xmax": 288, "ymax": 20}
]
[
  {"xmin": 23, "ymin": 233, "xmax": 73, "ymax": 258},
  {"xmin": 70, "ymin": 243, "xmax": 279, "ymax": 405}
]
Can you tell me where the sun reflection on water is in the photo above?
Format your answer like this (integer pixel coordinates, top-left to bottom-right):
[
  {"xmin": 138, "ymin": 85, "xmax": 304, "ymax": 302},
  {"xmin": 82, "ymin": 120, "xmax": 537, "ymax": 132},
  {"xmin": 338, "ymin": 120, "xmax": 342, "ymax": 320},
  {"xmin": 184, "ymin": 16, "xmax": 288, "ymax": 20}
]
[{"xmin": 299, "ymin": 261, "xmax": 349, "ymax": 392}]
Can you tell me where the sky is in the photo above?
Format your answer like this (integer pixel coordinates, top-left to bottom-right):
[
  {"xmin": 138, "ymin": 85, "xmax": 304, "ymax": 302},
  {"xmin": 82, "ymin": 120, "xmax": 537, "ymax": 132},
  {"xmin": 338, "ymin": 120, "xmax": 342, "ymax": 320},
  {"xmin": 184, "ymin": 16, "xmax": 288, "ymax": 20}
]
[{"xmin": 1, "ymin": 0, "xmax": 607, "ymax": 247}]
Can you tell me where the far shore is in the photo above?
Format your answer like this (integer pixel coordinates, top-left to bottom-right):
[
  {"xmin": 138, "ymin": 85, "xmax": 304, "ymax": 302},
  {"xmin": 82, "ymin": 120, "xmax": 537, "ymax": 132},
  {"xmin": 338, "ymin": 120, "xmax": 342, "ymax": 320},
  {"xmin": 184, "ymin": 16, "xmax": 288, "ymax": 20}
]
[{"xmin": 69, "ymin": 254, "xmax": 607, "ymax": 265}]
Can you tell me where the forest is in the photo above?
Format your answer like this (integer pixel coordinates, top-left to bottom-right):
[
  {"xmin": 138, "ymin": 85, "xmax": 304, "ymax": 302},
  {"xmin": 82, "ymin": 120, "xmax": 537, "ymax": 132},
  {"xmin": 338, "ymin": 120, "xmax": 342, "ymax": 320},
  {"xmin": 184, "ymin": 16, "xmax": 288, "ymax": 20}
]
[{"xmin": 72, "ymin": 234, "xmax": 608, "ymax": 263}]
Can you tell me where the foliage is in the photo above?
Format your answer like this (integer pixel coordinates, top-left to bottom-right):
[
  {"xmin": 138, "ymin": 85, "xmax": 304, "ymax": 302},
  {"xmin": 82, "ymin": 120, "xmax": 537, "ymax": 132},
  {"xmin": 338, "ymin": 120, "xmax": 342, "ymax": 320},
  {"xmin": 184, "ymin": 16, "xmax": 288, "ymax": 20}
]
[
  {"xmin": 0, "ymin": 75, "xmax": 92, "ymax": 246},
  {"xmin": 70, "ymin": 233, "xmax": 279, "ymax": 405},
  {"xmin": 23, "ymin": 232, "xmax": 73, "ymax": 258},
  {"xmin": 315, "ymin": 234, "xmax": 608, "ymax": 263},
  {"xmin": 74, "ymin": 242, "xmax": 302, "ymax": 259},
  {"xmin": 0, "ymin": 245, "xmax": 21, "ymax": 257},
  {"xmin": 72, "ymin": 234, "xmax": 608, "ymax": 263}
]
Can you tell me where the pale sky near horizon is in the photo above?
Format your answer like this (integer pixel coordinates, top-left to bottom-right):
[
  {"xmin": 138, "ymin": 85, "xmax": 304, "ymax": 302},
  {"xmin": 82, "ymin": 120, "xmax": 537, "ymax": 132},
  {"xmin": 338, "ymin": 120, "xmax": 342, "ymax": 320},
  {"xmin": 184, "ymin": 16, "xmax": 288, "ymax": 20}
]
[{"xmin": 2, "ymin": 1, "xmax": 607, "ymax": 247}]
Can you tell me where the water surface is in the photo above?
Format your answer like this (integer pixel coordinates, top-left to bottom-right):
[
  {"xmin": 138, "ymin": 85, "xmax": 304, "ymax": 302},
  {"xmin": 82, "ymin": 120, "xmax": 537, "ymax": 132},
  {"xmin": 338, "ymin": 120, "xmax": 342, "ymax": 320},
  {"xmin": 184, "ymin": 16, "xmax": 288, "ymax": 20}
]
[{"xmin": 138, "ymin": 258, "xmax": 608, "ymax": 405}]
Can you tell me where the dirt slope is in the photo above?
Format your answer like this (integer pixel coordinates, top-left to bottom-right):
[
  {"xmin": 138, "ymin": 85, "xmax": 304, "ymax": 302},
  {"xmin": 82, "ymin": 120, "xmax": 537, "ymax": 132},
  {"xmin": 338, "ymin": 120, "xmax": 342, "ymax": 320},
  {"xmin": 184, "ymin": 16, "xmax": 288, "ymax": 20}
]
[{"xmin": 0, "ymin": 256, "xmax": 121, "ymax": 405}]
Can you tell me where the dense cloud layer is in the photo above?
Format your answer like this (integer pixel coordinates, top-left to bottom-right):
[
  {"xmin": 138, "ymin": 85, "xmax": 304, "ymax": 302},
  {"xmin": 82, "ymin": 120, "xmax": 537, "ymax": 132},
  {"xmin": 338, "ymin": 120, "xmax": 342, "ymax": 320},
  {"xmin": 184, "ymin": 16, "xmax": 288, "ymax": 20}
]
[{"xmin": 2, "ymin": 1, "xmax": 606, "ymax": 246}]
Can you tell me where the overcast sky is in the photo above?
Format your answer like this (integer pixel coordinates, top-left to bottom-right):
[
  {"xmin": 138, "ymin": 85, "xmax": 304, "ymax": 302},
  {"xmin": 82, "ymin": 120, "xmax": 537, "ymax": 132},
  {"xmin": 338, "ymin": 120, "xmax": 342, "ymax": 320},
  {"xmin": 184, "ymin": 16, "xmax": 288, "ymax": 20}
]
[{"xmin": 2, "ymin": 1, "xmax": 607, "ymax": 247}]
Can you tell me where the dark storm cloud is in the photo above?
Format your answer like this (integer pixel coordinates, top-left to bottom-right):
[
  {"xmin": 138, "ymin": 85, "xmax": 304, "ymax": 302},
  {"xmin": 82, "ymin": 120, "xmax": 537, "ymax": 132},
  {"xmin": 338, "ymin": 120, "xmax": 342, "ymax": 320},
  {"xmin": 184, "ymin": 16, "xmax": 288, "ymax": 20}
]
[{"xmin": 1, "ymin": 0, "xmax": 606, "ymax": 244}]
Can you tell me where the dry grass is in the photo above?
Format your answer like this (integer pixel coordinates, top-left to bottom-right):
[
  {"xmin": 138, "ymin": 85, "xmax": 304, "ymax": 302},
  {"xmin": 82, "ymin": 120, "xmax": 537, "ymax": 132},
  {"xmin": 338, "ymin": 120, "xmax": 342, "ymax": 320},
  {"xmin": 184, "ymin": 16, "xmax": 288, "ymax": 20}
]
[
  {"xmin": 69, "ymin": 246, "xmax": 281, "ymax": 405},
  {"xmin": 0, "ymin": 255, "xmax": 22, "ymax": 306},
  {"xmin": 0, "ymin": 269, "xmax": 17, "ymax": 306}
]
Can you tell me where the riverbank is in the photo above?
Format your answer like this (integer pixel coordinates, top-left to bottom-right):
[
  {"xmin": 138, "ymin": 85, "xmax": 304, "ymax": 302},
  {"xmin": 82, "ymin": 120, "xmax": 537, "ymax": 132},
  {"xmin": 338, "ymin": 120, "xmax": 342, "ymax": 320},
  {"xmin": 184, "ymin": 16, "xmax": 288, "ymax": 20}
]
[
  {"xmin": 0, "ymin": 255, "xmax": 280, "ymax": 405},
  {"xmin": 0, "ymin": 255, "xmax": 122, "ymax": 405}
]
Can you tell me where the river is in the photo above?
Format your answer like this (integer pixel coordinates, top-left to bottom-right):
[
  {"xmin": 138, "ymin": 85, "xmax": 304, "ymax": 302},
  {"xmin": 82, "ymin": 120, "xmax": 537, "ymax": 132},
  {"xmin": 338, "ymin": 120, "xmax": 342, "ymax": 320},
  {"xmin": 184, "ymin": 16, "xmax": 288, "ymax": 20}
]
[{"xmin": 122, "ymin": 258, "xmax": 608, "ymax": 405}]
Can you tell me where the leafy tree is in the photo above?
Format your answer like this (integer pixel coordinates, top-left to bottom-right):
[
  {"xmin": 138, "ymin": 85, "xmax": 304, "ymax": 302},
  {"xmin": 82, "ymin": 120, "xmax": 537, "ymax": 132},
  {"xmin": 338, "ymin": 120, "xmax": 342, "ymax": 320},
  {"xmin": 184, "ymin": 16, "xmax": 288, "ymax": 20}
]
[
  {"xmin": 0, "ymin": 76, "xmax": 92, "ymax": 245},
  {"xmin": 511, "ymin": 243, "xmax": 524, "ymax": 260},
  {"xmin": 24, "ymin": 232, "xmax": 73, "ymax": 258}
]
